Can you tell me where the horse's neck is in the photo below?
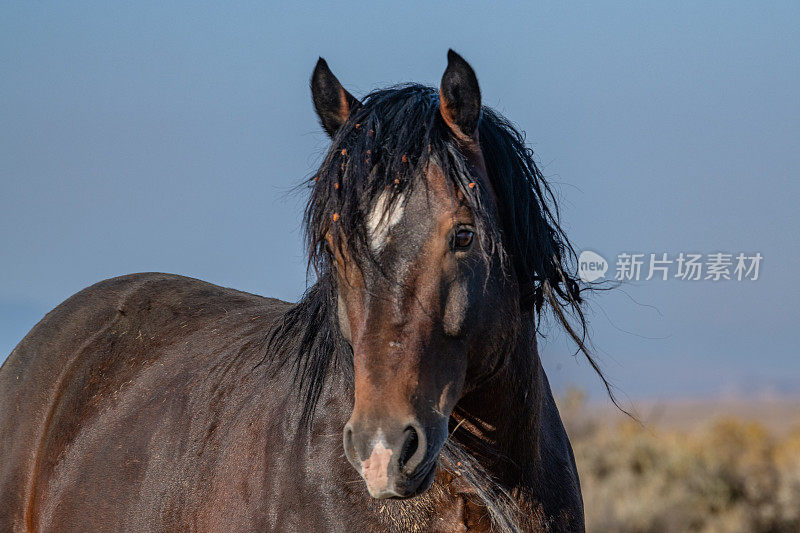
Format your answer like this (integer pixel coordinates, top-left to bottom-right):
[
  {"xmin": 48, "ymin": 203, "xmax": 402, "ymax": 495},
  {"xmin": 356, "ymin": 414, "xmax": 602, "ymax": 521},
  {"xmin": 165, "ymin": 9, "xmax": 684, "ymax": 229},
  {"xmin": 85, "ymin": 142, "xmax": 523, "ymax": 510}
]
[{"xmin": 453, "ymin": 320, "xmax": 544, "ymax": 484}]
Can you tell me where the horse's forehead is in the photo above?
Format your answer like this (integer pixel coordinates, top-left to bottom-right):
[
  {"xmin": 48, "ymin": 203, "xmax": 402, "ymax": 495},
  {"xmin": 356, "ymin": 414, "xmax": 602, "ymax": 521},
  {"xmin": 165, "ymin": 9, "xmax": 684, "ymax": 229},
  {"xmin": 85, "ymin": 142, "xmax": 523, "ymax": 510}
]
[{"xmin": 366, "ymin": 164, "xmax": 465, "ymax": 252}]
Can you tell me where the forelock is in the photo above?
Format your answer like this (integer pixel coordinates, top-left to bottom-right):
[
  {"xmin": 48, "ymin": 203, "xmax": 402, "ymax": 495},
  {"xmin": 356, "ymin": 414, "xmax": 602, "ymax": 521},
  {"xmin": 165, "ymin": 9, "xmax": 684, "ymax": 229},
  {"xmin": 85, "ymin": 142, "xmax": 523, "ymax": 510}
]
[{"xmin": 304, "ymin": 84, "xmax": 502, "ymax": 274}]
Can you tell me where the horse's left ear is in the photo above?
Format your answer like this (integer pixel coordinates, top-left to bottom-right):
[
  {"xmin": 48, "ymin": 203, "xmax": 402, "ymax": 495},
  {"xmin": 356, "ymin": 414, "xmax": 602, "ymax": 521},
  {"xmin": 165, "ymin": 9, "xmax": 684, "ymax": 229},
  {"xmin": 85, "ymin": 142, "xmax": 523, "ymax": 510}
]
[
  {"xmin": 439, "ymin": 49, "xmax": 482, "ymax": 142},
  {"xmin": 311, "ymin": 58, "xmax": 361, "ymax": 137}
]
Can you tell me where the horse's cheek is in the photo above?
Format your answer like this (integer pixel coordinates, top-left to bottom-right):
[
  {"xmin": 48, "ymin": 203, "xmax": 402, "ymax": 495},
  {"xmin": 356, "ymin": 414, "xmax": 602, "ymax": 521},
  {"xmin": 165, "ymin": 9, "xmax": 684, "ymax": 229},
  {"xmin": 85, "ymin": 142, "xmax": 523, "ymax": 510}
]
[{"xmin": 442, "ymin": 279, "xmax": 469, "ymax": 338}]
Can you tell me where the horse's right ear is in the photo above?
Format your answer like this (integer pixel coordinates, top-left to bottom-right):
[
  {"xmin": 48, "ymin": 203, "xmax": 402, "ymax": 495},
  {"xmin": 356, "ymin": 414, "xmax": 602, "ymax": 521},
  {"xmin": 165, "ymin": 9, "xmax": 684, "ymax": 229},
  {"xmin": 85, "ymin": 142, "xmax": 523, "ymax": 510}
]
[
  {"xmin": 311, "ymin": 58, "xmax": 360, "ymax": 137},
  {"xmin": 439, "ymin": 49, "xmax": 482, "ymax": 142}
]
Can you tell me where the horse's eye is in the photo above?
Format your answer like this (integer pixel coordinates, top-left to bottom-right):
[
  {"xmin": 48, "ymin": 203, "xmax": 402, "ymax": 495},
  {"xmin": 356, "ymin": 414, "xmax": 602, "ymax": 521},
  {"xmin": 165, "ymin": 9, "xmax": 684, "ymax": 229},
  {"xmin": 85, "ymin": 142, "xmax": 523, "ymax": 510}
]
[{"xmin": 452, "ymin": 229, "xmax": 474, "ymax": 250}]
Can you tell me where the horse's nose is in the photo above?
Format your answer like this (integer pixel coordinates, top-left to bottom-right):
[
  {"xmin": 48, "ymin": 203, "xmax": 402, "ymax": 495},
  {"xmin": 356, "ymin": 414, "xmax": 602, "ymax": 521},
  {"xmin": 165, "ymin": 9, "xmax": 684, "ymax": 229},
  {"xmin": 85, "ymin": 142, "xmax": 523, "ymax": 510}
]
[{"xmin": 343, "ymin": 419, "xmax": 430, "ymax": 498}]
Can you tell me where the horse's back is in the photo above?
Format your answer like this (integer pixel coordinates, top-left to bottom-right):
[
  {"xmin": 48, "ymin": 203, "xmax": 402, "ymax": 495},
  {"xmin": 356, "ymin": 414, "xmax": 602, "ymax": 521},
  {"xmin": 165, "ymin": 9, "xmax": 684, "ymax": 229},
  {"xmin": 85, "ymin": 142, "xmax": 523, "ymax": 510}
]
[{"xmin": 0, "ymin": 273, "xmax": 288, "ymax": 532}]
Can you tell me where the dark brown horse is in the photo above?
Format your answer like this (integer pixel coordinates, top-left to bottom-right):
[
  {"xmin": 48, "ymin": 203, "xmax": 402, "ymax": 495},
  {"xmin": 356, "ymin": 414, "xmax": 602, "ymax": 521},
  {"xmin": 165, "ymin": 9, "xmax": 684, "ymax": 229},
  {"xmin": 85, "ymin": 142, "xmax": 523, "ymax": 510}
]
[{"xmin": 0, "ymin": 51, "xmax": 596, "ymax": 531}]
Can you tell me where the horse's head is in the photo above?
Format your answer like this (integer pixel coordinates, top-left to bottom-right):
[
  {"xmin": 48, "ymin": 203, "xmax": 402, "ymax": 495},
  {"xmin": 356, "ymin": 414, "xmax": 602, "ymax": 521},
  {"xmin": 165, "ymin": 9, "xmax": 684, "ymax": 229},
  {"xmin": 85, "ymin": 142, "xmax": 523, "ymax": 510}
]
[
  {"xmin": 308, "ymin": 51, "xmax": 520, "ymax": 499},
  {"xmin": 304, "ymin": 50, "xmax": 584, "ymax": 499}
]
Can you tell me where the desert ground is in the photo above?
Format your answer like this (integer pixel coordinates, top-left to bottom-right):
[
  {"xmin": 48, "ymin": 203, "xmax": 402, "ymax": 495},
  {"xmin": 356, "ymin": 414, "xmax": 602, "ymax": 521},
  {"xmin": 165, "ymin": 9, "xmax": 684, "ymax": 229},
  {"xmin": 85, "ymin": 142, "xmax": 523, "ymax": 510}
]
[{"xmin": 559, "ymin": 391, "xmax": 800, "ymax": 532}]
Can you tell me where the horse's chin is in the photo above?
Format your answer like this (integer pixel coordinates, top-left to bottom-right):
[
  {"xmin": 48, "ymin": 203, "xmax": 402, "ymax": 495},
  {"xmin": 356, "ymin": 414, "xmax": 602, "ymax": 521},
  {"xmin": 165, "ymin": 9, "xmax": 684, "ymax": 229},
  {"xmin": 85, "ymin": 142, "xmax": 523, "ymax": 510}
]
[
  {"xmin": 407, "ymin": 462, "xmax": 438, "ymax": 497},
  {"xmin": 376, "ymin": 461, "xmax": 438, "ymax": 500}
]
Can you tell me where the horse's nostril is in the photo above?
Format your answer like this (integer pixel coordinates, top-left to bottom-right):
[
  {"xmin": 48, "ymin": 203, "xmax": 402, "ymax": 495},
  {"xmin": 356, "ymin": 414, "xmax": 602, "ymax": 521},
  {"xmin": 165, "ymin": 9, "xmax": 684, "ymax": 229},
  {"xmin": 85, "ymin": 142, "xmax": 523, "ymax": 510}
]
[
  {"xmin": 398, "ymin": 426, "xmax": 419, "ymax": 467},
  {"xmin": 398, "ymin": 422, "xmax": 426, "ymax": 473}
]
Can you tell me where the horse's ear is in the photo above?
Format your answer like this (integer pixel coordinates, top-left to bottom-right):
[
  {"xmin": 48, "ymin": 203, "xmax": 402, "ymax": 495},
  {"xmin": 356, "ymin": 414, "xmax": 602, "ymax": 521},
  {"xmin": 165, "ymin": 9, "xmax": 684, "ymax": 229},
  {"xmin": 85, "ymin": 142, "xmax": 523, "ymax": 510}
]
[
  {"xmin": 311, "ymin": 58, "xmax": 360, "ymax": 137},
  {"xmin": 439, "ymin": 49, "xmax": 482, "ymax": 142}
]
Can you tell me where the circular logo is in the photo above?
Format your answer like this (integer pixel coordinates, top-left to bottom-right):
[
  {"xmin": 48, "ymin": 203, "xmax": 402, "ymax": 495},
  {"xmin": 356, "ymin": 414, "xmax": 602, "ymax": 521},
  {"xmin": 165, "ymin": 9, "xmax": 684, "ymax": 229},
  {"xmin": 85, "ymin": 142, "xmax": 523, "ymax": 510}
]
[{"xmin": 578, "ymin": 250, "xmax": 608, "ymax": 282}]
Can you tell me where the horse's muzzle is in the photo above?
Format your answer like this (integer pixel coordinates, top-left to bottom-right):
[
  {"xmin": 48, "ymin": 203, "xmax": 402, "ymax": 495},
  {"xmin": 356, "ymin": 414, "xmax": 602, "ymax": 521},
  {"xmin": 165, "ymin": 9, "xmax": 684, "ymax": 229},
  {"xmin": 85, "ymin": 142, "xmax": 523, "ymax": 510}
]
[{"xmin": 343, "ymin": 418, "xmax": 440, "ymax": 498}]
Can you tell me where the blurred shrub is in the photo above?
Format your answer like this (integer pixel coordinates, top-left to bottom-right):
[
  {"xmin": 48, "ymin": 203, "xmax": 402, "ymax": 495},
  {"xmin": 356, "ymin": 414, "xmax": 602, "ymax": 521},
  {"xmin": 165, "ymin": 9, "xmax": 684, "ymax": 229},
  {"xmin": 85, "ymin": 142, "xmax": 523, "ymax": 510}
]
[{"xmin": 559, "ymin": 389, "xmax": 800, "ymax": 533}]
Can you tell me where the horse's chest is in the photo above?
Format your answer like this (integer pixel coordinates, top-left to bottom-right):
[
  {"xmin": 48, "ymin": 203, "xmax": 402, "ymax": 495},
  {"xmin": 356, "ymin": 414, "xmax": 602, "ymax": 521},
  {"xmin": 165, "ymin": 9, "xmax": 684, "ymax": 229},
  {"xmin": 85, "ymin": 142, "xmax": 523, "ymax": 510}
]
[
  {"xmin": 376, "ymin": 471, "xmax": 494, "ymax": 533},
  {"xmin": 426, "ymin": 492, "xmax": 494, "ymax": 532}
]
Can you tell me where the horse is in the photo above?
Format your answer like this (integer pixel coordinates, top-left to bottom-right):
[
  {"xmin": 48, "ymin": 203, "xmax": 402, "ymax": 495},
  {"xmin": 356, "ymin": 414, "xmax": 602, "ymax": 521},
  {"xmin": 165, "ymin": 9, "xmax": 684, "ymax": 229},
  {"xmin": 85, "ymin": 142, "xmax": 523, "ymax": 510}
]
[{"xmin": 0, "ymin": 50, "xmax": 597, "ymax": 532}]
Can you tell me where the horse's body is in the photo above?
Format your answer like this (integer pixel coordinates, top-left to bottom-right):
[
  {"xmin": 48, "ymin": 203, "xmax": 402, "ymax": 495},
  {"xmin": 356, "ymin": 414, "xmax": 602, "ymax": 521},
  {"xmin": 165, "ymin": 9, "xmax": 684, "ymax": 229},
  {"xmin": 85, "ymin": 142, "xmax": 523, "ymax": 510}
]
[
  {"xmin": 0, "ymin": 273, "xmax": 581, "ymax": 531},
  {"xmin": 1, "ymin": 51, "xmax": 590, "ymax": 531}
]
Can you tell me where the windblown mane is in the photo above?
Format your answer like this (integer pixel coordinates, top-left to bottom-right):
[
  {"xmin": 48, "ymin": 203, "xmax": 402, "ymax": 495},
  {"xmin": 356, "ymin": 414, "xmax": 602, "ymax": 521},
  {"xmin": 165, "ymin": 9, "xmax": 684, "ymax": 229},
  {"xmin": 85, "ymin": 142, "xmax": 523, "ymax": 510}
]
[{"xmin": 267, "ymin": 84, "xmax": 608, "ymax": 531}]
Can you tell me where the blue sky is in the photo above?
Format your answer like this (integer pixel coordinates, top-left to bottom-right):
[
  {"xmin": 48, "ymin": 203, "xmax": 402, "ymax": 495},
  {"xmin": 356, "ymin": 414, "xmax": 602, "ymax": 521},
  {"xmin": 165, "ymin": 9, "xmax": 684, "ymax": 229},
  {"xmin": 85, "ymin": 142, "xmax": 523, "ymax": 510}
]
[{"xmin": 2, "ymin": 2, "xmax": 798, "ymax": 405}]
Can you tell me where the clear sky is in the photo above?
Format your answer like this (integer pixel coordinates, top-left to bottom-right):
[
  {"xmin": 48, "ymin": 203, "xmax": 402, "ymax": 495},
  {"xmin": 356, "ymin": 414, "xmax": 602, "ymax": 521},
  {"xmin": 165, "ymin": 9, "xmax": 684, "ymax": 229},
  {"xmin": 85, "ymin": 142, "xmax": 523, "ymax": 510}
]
[{"xmin": 2, "ymin": 2, "xmax": 798, "ymax": 406}]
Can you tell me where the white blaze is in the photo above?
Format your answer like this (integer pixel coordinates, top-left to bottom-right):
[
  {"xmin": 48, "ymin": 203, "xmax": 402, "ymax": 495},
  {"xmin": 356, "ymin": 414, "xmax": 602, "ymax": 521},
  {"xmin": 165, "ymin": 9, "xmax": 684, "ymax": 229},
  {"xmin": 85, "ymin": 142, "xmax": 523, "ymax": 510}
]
[{"xmin": 367, "ymin": 191, "xmax": 405, "ymax": 252}]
